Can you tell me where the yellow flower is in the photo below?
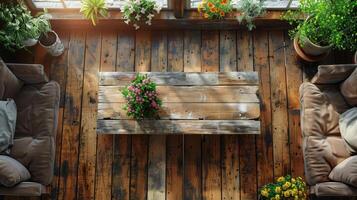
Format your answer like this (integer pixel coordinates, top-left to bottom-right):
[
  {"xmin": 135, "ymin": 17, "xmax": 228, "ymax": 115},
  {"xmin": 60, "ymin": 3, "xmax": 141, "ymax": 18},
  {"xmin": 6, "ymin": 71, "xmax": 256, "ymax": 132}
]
[
  {"xmin": 207, "ymin": 2, "xmax": 214, "ymax": 8},
  {"xmin": 204, "ymin": 13, "xmax": 209, "ymax": 18},
  {"xmin": 275, "ymin": 194, "xmax": 280, "ymax": 200},
  {"xmin": 283, "ymin": 190, "xmax": 290, "ymax": 198},
  {"xmin": 261, "ymin": 189, "xmax": 269, "ymax": 197},
  {"xmin": 277, "ymin": 176, "xmax": 285, "ymax": 183},
  {"xmin": 220, "ymin": 11, "xmax": 225, "ymax": 17},
  {"xmin": 220, "ymin": 0, "xmax": 228, "ymax": 5},
  {"xmin": 275, "ymin": 186, "xmax": 281, "ymax": 194},
  {"xmin": 291, "ymin": 178, "xmax": 296, "ymax": 183},
  {"xmin": 282, "ymin": 181, "xmax": 291, "ymax": 190}
]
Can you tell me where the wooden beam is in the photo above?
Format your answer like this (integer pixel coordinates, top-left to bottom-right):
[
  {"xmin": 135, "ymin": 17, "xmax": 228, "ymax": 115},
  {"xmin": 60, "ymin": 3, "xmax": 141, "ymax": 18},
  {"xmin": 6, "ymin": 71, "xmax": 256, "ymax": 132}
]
[{"xmin": 174, "ymin": 0, "xmax": 185, "ymax": 18}]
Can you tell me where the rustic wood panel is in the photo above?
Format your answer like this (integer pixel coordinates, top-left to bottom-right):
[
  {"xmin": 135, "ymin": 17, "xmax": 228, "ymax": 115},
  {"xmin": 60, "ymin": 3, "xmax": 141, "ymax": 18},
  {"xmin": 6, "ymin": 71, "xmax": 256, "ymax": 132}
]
[
  {"xmin": 98, "ymin": 102, "xmax": 260, "ymax": 120},
  {"xmin": 58, "ymin": 31, "xmax": 86, "ymax": 200},
  {"xmin": 99, "ymin": 85, "xmax": 259, "ymax": 103},
  {"xmin": 100, "ymin": 72, "xmax": 259, "ymax": 86},
  {"xmin": 77, "ymin": 31, "xmax": 100, "ymax": 200},
  {"xmin": 22, "ymin": 28, "xmax": 312, "ymax": 200}
]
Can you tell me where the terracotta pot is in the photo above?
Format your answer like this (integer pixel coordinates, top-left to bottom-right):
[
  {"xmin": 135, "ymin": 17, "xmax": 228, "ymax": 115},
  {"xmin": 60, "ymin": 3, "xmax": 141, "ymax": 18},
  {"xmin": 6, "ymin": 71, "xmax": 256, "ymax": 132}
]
[
  {"xmin": 298, "ymin": 35, "xmax": 332, "ymax": 56},
  {"xmin": 39, "ymin": 31, "xmax": 64, "ymax": 56}
]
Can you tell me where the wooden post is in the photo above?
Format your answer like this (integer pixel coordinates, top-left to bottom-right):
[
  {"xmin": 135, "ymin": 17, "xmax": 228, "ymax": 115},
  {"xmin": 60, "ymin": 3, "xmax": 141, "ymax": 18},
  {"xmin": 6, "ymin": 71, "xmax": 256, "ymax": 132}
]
[{"xmin": 173, "ymin": 0, "xmax": 185, "ymax": 18}]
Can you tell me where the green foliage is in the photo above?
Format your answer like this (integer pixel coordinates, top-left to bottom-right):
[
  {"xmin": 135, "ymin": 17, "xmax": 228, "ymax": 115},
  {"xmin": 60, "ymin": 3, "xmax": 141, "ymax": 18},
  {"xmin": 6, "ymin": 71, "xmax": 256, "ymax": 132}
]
[
  {"xmin": 122, "ymin": 0, "xmax": 161, "ymax": 29},
  {"xmin": 197, "ymin": 0, "xmax": 233, "ymax": 20},
  {"xmin": 282, "ymin": 0, "xmax": 357, "ymax": 51},
  {"xmin": 80, "ymin": 0, "xmax": 108, "ymax": 26},
  {"xmin": 0, "ymin": 1, "xmax": 51, "ymax": 52},
  {"xmin": 121, "ymin": 74, "xmax": 162, "ymax": 120},
  {"xmin": 236, "ymin": 0, "xmax": 265, "ymax": 31},
  {"xmin": 259, "ymin": 175, "xmax": 307, "ymax": 200}
]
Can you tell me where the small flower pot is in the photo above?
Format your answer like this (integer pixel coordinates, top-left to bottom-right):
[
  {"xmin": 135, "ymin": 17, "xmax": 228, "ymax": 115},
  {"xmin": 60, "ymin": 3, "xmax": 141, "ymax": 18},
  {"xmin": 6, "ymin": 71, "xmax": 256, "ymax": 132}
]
[
  {"xmin": 23, "ymin": 38, "xmax": 38, "ymax": 47},
  {"xmin": 354, "ymin": 51, "xmax": 357, "ymax": 64},
  {"xmin": 298, "ymin": 35, "xmax": 332, "ymax": 56},
  {"xmin": 39, "ymin": 30, "xmax": 64, "ymax": 56}
]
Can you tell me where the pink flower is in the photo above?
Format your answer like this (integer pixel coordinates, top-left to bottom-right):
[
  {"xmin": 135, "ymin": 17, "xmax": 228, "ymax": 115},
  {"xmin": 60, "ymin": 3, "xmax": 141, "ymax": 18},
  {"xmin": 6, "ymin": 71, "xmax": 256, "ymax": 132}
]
[{"xmin": 151, "ymin": 101, "xmax": 158, "ymax": 109}]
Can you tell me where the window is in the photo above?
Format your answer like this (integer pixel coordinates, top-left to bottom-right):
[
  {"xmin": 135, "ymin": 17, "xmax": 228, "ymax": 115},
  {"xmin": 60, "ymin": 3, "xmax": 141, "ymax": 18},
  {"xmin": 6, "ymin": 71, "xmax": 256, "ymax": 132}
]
[
  {"xmin": 29, "ymin": 0, "xmax": 168, "ymax": 9},
  {"xmin": 189, "ymin": 0, "xmax": 299, "ymax": 9}
]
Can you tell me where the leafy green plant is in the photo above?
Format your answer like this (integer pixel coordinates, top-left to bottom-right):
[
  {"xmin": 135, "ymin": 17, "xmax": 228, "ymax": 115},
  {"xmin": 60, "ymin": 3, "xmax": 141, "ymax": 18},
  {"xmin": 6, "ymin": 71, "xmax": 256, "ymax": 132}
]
[
  {"xmin": 121, "ymin": 74, "xmax": 162, "ymax": 120},
  {"xmin": 197, "ymin": 0, "xmax": 233, "ymax": 20},
  {"xmin": 236, "ymin": 0, "xmax": 265, "ymax": 31},
  {"xmin": 282, "ymin": 0, "xmax": 357, "ymax": 51},
  {"xmin": 259, "ymin": 175, "xmax": 307, "ymax": 200},
  {"xmin": 80, "ymin": 0, "xmax": 108, "ymax": 26},
  {"xmin": 0, "ymin": 1, "xmax": 51, "ymax": 51},
  {"xmin": 122, "ymin": 0, "xmax": 162, "ymax": 29}
]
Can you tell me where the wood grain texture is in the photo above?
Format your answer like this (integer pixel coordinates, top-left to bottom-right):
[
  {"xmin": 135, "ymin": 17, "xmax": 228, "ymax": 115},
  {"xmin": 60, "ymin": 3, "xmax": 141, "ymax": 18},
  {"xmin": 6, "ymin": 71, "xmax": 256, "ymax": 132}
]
[
  {"xmin": 101, "ymin": 31, "xmax": 117, "ymax": 72},
  {"xmin": 130, "ymin": 135, "xmax": 148, "ymax": 200},
  {"xmin": 116, "ymin": 31, "xmax": 135, "ymax": 72},
  {"xmin": 99, "ymin": 72, "xmax": 259, "ymax": 86},
  {"xmin": 222, "ymin": 135, "xmax": 240, "ymax": 200},
  {"xmin": 220, "ymin": 31, "xmax": 237, "ymax": 72},
  {"xmin": 237, "ymin": 31, "xmax": 254, "ymax": 71},
  {"xmin": 58, "ymin": 31, "xmax": 86, "ymax": 200},
  {"xmin": 135, "ymin": 31, "xmax": 151, "ymax": 72},
  {"xmin": 202, "ymin": 31, "xmax": 219, "ymax": 72},
  {"xmin": 151, "ymin": 31, "xmax": 168, "ymax": 72},
  {"xmin": 269, "ymin": 30, "xmax": 290, "ymax": 178},
  {"xmin": 254, "ymin": 30, "xmax": 274, "ymax": 187},
  {"xmin": 184, "ymin": 31, "xmax": 201, "ymax": 72},
  {"xmin": 148, "ymin": 136, "xmax": 166, "ymax": 200},
  {"xmin": 166, "ymin": 135, "xmax": 183, "ymax": 200},
  {"xmin": 184, "ymin": 135, "xmax": 202, "ymax": 200},
  {"xmin": 77, "ymin": 31, "xmax": 100, "ymax": 200},
  {"xmin": 167, "ymin": 31, "xmax": 184, "ymax": 72},
  {"xmin": 99, "ymin": 85, "xmax": 259, "ymax": 103}
]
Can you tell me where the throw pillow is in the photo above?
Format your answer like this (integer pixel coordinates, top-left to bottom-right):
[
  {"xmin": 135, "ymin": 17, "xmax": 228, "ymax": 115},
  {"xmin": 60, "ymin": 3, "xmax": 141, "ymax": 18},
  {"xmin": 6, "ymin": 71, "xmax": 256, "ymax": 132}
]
[
  {"xmin": 329, "ymin": 156, "xmax": 357, "ymax": 187},
  {"xmin": 341, "ymin": 68, "xmax": 357, "ymax": 106},
  {"xmin": 0, "ymin": 155, "xmax": 30, "ymax": 187},
  {"xmin": 339, "ymin": 107, "xmax": 357, "ymax": 154},
  {"xmin": 311, "ymin": 64, "xmax": 357, "ymax": 84},
  {"xmin": 0, "ymin": 99, "xmax": 17, "ymax": 154},
  {"xmin": 0, "ymin": 57, "xmax": 23, "ymax": 100}
]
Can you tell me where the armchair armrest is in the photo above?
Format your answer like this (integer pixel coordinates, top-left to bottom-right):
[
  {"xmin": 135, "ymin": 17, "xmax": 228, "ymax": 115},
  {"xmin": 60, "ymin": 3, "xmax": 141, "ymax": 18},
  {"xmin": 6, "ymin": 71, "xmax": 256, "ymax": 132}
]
[
  {"xmin": 5, "ymin": 63, "xmax": 48, "ymax": 84},
  {"xmin": 311, "ymin": 64, "xmax": 357, "ymax": 84}
]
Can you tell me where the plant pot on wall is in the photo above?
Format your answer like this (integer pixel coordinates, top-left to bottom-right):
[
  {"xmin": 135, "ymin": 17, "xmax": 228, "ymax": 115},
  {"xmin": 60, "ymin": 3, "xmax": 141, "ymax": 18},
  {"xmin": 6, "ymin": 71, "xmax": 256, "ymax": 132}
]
[
  {"xmin": 39, "ymin": 31, "xmax": 64, "ymax": 56},
  {"xmin": 23, "ymin": 38, "xmax": 38, "ymax": 47}
]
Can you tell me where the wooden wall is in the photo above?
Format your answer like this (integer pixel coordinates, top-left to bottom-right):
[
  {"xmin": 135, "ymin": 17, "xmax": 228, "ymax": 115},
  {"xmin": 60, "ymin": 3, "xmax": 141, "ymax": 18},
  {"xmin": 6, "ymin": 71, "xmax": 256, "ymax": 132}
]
[{"xmin": 3, "ymin": 28, "xmax": 309, "ymax": 200}]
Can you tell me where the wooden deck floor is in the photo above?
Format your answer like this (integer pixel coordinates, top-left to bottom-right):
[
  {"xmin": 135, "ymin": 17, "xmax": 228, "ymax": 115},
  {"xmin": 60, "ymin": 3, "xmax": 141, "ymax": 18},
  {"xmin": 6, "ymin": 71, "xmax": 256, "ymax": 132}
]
[{"xmin": 3, "ymin": 28, "xmax": 351, "ymax": 200}]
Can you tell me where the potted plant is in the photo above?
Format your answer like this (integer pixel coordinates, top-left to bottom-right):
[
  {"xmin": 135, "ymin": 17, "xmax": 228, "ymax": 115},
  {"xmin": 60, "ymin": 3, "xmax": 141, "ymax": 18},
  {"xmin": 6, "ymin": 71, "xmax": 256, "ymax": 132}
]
[
  {"xmin": 283, "ymin": 0, "xmax": 357, "ymax": 61},
  {"xmin": 197, "ymin": 0, "xmax": 233, "ymax": 20},
  {"xmin": 0, "ymin": 1, "xmax": 42, "ymax": 51},
  {"xmin": 236, "ymin": 0, "xmax": 265, "ymax": 31},
  {"xmin": 121, "ymin": 0, "xmax": 162, "ymax": 30},
  {"xmin": 80, "ymin": 0, "xmax": 109, "ymax": 26}
]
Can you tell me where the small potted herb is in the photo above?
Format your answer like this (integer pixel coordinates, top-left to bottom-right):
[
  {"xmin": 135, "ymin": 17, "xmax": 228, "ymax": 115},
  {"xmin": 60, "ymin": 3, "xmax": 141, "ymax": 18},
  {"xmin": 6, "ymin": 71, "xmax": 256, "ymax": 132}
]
[
  {"xmin": 197, "ymin": 0, "xmax": 233, "ymax": 20},
  {"xmin": 80, "ymin": 0, "xmax": 109, "ymax": 26},
  {"xmin": 236, "ymin": 0, "xmax": 265, "ymax": 31},
  {"xmin": 121, "ymin": 74, "xmax": 162, "ymax": 120},
  {"xmin": 121, "ymin": 0, "xmax": 162, "ymax": 30},
  {"xmin": 283, "ymin": 0, "xmax": 357, "ymax": 60}
]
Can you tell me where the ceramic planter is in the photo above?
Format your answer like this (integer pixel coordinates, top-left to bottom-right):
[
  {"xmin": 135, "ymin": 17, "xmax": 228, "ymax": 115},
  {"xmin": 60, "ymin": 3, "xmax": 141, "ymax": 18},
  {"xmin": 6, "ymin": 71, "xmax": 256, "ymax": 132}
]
[
  {"xmin": 39, "ymin": 31, "xmax": 64, "ymax": 56},
  {"xmin": 298, "ymin": 35, "xmax": 332, "ymax": 56}
]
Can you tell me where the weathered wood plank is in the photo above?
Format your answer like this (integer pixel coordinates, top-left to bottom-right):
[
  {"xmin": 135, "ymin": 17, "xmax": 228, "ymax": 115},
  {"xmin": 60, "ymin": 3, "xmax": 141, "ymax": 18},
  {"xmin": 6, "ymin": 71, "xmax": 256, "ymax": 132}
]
[
  {"xmin": 77, "ymin": 31, "xmax": 100, "ymax": 200},
  {"xmin": 98, "ymin": 102, "xmax": 260, "ymax": 120},
  {"xmin": 49, "ymin": 30, "xmax": 69, "ymax": 200},
  {"xmin": 96, "ymin": 30, "xmax": 116, "ymax": 200},
  {"xmin": 166, "ymin": 135, "xmax": 183, "ymax": 200},
  {"xmin": 202, "ymin": 31, "xmax": 219, "ymax": 72},
  {"xmin": 135, "ymin": 31, "xmax": 151, "ymax": 72},
  {"xmin": 254, "ymin": 30, "xmax": 274, "ymax": 187},
  {"xmin": 130, "ymin": 135, "xmax": 148, "ymax": 200},
  {"xmin": 151, "ymin": 31, "xmax": 168, "ymax": 72},
  {"xmin": 116, "ymin": 31, "xmax": 135, "ymax": 72},
  {"xmin": 220, "ymin": 31, "xmax": 237, "ymax": 72},
  {"xmin": 237, "ymin": 30, "xmax": 257, "ymax": 200},
  {"xmin": 148, "ymin": 136, "xmax": 166, "ymax": 200},
  {"xmin": 112, "ymin": 135, "xmax": 131, "ymax": 200},
  {"xmin": 184, "ymin": 31, "xmax": 201, "ymax": 72},
  {"xmin": 97, "ymin": 120, "xmax": 261, "ymax": 135},
  {"xmin": 167, "ymin": 31, "xmax": 184, "ymax": 72},
  {"xmin": 99, "ymin": 85, "xmax": 259, "ymax": 103},
  {"xmin": 184, "ymin": 135, "xmax": 202, "ymax": 200},
  {"xmin": 269, "ymin": 30, "xmax": 290, "ymax": 178},
  {"xmin": 237, "ymin": 31, "xmax": 254, "ymax": 71},
  {"xmin": 222, "ymin": 135, "xmax": 240, "ymax": 200},
  {"xmin": 284, "ymin": 31, "xmax": 304, "ymax": 178},
  {"xmin": 58, "ymin": 31, "xmax": 85, "ymax": 200},
  {"xmin": 202, "ymin": 135, "xmax": 221, "ymax": 200},
  {"xmin": 99, "ymin": 72, "xmax": 259, "ymax": 86}
]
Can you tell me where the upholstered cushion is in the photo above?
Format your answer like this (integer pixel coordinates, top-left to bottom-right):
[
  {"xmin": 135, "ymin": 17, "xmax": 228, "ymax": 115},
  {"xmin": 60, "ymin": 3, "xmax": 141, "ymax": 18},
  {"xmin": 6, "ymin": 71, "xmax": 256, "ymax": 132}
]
[
  {"xmin": 311, "ymin": 64, "xmax": 357, "ymax": 84},
  {"xmin": 0, "ymin": 182, "xmax": 46, "ymax": 196},
  {"xmin": 329, "ymin": 156, "xmax": 357, "ymax": 187},
  {"xmin": 340, "ymin": 107, "xmax": 357, "ymax": 154},
  {"xmin": 0, "ymin": 99, "xmax": 17, "ymax": 154},
  {"xmin": 0, "ymin": 58, "xmax": 23, "ymax": 100},
  {"xmin": 6, "ymin": 64, "xmax": 48, "ymax": 84},
  {"xmin": 313, "ymin": 182, "xmax": 357, "ymax": 196},
  {"xmin": 0, "ymin": 155, "xmax": 30, "ymax": 187},
  {"xmin": 10, "ymin": 81, "xmax": 60, "ymax": 185},
  {"xmin": 341, "ymin": 68, "xmax": 357, "ymax": 106}
]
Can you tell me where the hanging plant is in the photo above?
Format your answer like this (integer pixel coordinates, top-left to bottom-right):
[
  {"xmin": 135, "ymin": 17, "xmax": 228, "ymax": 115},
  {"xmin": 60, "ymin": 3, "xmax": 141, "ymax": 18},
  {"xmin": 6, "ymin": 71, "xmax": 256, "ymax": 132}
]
[
  {"xmin": 121, "ymin": 74, "xmax": 162, "ymax": 120},
  {"xmin": 236, "ymin": 0, "xmax": 265, "ymax": 31},
  {"xmin": 80, "ymin": 0, "xmax": 109, "ymax": 26},
  {"xmin": 197, "ymin": 0, "xmax": 233, "ymax": 20},
  {"xmin": 121, "ymin": 0, "xmax": 162, "ymax": 30}
]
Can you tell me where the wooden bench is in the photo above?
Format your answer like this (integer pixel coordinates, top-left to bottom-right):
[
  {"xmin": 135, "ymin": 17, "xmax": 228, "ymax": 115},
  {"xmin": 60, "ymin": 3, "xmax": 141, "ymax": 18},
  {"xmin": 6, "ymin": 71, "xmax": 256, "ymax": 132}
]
[{"xmin": 97, "ymin": 72, "xmax": 260, "ymax": 134}]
